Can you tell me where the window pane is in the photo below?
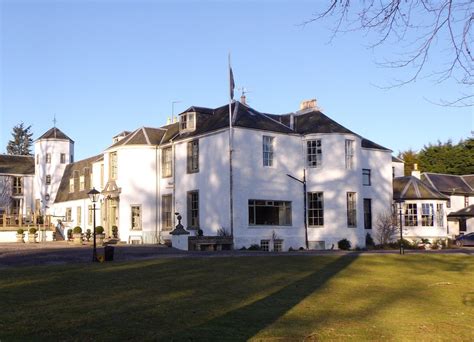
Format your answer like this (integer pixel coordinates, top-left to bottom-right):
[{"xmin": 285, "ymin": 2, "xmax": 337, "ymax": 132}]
[
  {"xmin": 308, "ymin": 192, "xmax": 324, "ymax": 227},
  {"xmin": 248, "ymin": 199, "xmax": 291, "ymax": 226},
  {"xmin": 347, "ymin": 192, "xmax": 357, "ymax": 227},
  {"xmin": 307, "ymin": 140, "xmax": 322, "ymax": 168},
  {"xmin": 263, "ymin": 136, "xmax": 274, "ymax": 167}
]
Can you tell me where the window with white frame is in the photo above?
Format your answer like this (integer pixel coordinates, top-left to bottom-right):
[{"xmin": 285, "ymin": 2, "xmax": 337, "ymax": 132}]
[
  {"xmin": 187, "ymin": 140, "xmax": 199, "ymax": 173},
  {"xmin": 347, "ymin": 192, "xmax": 357, "ymax": 227},
  {"xmin": 60, "ymin": 153, "xmax": 66, "ymax": 164},
  {"xmin": 77, "ymin": 206, "xmax": 82, "ymax": 225},
  {"xmin": 179, "ymin": 112, "xmax": 196, "ymax": 132},
  {"xmin": 46, "ymin": 153, "xmax": 51, "ymax": 164},
  {"xmin": 162, "ymin": 194, "xmax": 173, "ymax": 231},
  {"xmin": 162, "ymin": 147, "xmax": 172, "ymax": 178},
  {"xmin": 260, "ymin": 240, "xmax": 270, "ymax": 251},
  {"xmin": 263, "ymin": 136, "xmax": 274, "ymax": 167},
  {"xmin": 307, "ymin": 192, "xmax": 324, "ymax": 227},
  {"xmin": 436, "ymin": 203, "xmax": 444, "ymax": 227},
  {"xmin": 109, "ymin": 152, "xmax": 118, "ymax": 180},
  {"xmin": 362, "ymin": 169, "xmax": 371, "ymax": 186},
  {"xmin": 187, "ymin": 191, "xmax": 199, "ymax": 229},
  {"xmin": 79, "ymin": 176, "xmax": 85, "ymax": 191},
  {"xmin": 307, "ymin": 140, "xmax": 322, "ymax": 168},
  {"xmin": 131, "ymin": 205, "xmax": 141, "ymax": 230},
  {"xmin": 248, "ymin": 200, "xmax": 292, "ymax": 226},
  {"xmin": 273, "ymin": 239, "xmax": 283, "ymax": 252},
  {"xmin": 69, "ymin": 179, "xmax": 74, "ymax": 193},
  {"xmin": 46, "ymin": 175, "xmax": 51, "ymax": 185},
  {"xmin": 65, "ymin": 208, "xmax": 72, "ymax": 222},
  {"xmin": 12, "ymin": 177, "xmax": 23, "ymax": 195},
  {"xmin": 345, "ymin": 139, "xmax": 354, "ymax": 169},
  {"xmin": 421, "ymin": 203, "xmax": 434, "ymax": 226},
  {"xmin": 405, "ymin": 203, "xmax": 418, "ymax": 226}
]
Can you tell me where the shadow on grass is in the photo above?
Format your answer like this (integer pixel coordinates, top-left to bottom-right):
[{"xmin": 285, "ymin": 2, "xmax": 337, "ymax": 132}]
[{"xmin": 166, "ymin": 253, "xmax": 359, "ymax": 341}]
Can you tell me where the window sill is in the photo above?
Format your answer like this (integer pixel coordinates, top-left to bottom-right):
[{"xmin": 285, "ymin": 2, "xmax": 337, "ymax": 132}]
[{"xmin": 308, "ymin": 226, "xmax": 324, "ymax": 228}]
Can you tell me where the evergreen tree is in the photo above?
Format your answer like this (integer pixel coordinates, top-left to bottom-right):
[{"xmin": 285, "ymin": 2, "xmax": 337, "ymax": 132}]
[
  {"xmin": 398, "ymin": 149, "xmax": 419, "ymax": 176},
  {"xmin": 6, "ymin": 122, "xmax": 33, "ymax": 156}
]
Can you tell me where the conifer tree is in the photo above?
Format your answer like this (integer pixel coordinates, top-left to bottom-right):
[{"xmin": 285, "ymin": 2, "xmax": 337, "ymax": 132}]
[{"xmin": 6, "ymin": 122, "xmax": 33, "ymax": 155}]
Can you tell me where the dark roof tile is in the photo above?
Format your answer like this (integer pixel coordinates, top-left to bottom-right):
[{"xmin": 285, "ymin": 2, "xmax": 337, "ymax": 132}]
[
  {"xmin": 37, "ymin": 127, "xmax": 74, "ymax": 142},
  {"xmin": 0, "ymin": 154, "xmax": 35, "ymax": 175},
  {"xmin": 422, "ymin": 173, "xmax": 474, "ymax": 195},
  {"xmin": 393, "ymin": 176, "xmax": 448, "ymax": 200}
]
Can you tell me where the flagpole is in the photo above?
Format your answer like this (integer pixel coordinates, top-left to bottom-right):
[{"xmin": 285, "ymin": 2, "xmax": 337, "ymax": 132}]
[{"xmin": 228, "ymin": 53, "xmax": 234, "ymax": 242}]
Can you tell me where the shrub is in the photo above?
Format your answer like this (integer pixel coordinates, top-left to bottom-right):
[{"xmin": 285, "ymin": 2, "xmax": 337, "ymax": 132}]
[
  {"xmin": 112, "ymin": 225, "xmax": 118, "ymax": 238},
  {"xmin": 365, "ymin": 233, "xmax": 375, "ymax": 247},
  {"xmin": 95, "ymin": 226, "xmax": 104, "ymax": 234},
  {"xmin": 29, "ymin": 228, "xmax": 37, "ymax": 234},
  {"xmin": 299, "ymin": 247, "xmax": 305, "ymax": 251},
  {"xmin": 239, "ymin": 246, "xmax": 247, "ymax": 251},
  {"xmin": 17, "ymin": 228, "xmax": 24, "ymax": 235},
  {"xmin": 248, "ymin": 244, "xmax": 261, "ymax": 251},
  {"xmin": 338, "ymin": 239, "xmax": 351, "ymax": 250},
  {"xmin": 217, "ymin": 227, "xmax": 231, "ymax": 237},
  {"xmin": 288, "ymin": 247, "xmax": 294, "ymax": 251},
  {"xmin": 73, "ymin": 226, "xmax": 82, "ymax": 234},
  {"xmin": 197, "ymin": 229, "xmax": 203, "ymax": 237},
  {"xmin": 85, "ymin": 229, "xmax": 92, "ymax": 241}
]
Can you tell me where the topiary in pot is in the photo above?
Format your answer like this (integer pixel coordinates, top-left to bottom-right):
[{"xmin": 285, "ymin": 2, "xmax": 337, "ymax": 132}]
[
  {"xmin": 72, "ymin": 226, "xmax": 83, "ymax": 245},
  {"xmin": 85, "ymin": 229, "xmax": 92, "ymax": 242},
  {"xmin": 95, "ymin": 226, "xmax": 105, "ymax": 246},
  {"xmin": 16, "ymin": 228, "xmax": 25, "ymax": 243},
  {"xmin": 28, "ymin": 228, "xmax": 38, "ymax": 243}
]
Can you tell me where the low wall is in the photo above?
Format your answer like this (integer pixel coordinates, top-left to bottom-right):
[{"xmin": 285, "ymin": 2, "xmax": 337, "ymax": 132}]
[{"xmin": 0, "ymin": 229, "xmax": 54, "ymax": 243}]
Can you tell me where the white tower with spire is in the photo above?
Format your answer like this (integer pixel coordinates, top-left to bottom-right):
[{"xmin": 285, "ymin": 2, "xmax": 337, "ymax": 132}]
[{"xmin": 34, "ymin": 126, "xmax": 74, "ymax": 215}]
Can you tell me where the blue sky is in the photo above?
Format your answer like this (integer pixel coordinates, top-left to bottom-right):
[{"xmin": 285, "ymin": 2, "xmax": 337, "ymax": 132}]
[{"xmin": 1, "ymin": 0, "xmax": 472, "ymax": 161}]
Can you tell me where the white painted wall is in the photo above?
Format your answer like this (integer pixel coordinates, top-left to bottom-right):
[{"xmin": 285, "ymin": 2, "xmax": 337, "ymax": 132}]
[{"xmin": 34, "ymin": 138, "xmax": 73, "ymax": 213}]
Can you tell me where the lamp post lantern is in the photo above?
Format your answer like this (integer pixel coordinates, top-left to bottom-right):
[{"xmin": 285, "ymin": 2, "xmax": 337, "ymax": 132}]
[{"xmin": 88, "ymin": 188, "xmax": 100, "ymax": 262}]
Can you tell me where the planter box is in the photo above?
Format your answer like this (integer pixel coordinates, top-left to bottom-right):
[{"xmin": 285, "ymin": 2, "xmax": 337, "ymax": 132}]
[
  {"xmin": 96, "ymin": 234, "xmax": 105, "ymax": 246},
  {"xmin": 73, "ymin": 233, "xmax": 83, "ymax": 245},
  {"xmin": 16, "ymin": 234, "xmax": 25, "ymax": 243},
  {"xmin": 28, "ymin": 233, "xmax": 37, "ymax": 243}
]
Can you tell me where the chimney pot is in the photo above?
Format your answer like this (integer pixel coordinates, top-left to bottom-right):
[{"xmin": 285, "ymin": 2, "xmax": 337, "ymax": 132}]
[{"xmin": 240, "ymin": 94, "xmax": 247, "ymax": 105}]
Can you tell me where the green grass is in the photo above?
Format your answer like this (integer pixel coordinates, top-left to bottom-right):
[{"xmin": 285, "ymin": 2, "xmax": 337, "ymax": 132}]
[{"xmin": 1, "ymin": 255, "xmax": 473, "ymax": 341}]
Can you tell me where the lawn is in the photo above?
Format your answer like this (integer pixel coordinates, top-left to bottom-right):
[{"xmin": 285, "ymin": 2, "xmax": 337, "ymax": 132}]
[{"xmin": 1, "ymin": 254, "xmax": 473, "ymax": 341}]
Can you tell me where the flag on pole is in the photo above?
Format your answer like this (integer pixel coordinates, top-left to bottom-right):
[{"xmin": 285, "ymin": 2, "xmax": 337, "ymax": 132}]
[{"xmin": 229, "ymin": 66, "xmax": 235, "ymax": 100}]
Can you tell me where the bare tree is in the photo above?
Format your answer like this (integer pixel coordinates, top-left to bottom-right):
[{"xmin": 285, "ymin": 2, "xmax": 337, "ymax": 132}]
[
  {"xmin": 0, "ymin": 176, "xmax": 12, "ymax": 214},
  {"xmin": 306, "ymin": 1, "xmax": 473, "ymax": 106},
  {"xmin": 375, "ymin": 210, "xmax": 399, "ymax": 245}
]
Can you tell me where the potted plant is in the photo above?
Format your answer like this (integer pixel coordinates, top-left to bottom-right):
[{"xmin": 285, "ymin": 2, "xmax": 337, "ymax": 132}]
[
  {"xmin": 96, "ymin": 226, "xmax": 105, "ymax": 246},
  {"xmin": 111, "ymin": 225, "xmax": 118, "ymax": 239},
  {"xmin": 16, "ymin": 228, "xmax": 25, "ymax": 243},
  {"xmin": 85, "ymin": 229, "xmax": 92, "ymax": 242},
  {"xmin": 72, "ymin": 226, "xmax": 83, "ymax": 245},
  {"xmin": 28, "ymin": 228, "xmax": 37, "ymax": 243}
]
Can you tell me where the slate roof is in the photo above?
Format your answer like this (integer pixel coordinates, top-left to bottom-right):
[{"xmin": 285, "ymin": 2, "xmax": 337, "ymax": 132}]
[
  {"xmin": 447, "ymin": 204, "xmax": 474, "ymax": 218},
  {"xmin": 0, "ymin": 154, "xmax": 35, "ymax": 175},
  {"xmin": 392, "ymin": 156, "xmax": 404, "ymax": 163},
  {"xmin": 37, "ymin": 127, "xmax": 74, "ymax": 142},
  {"xmin": 54, "ymin": 155, "xmax": 101, "ymax": 203},
  {"xmin": 107, "ymin": 127, "xmax": 166, "ymax": 150},
  {"xmin": 172, "ymin": 101, "xmax": 390, "ymax": 150},
  {"xmin": 422, "ymin": 173, "xmax": 474, "ymax": 196},
  {"xmin": 461, "ymin": 175, "xmax": 474, "ymax": 189},
  {"xmin": 393, "ymin": 176, "xmax": 449, "ymax": 200}
]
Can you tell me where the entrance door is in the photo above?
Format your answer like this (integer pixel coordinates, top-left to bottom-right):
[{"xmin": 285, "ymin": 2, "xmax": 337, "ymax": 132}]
[{"xmin": 106, "ymin": 198, "xmax": 119, "ymax": 237}]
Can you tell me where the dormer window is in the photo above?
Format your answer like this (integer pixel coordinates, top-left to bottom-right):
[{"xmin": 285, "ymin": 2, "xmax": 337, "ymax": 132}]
[{"xmin": 179, "ymin": 112, "xmax": 196, "ymax": 132}]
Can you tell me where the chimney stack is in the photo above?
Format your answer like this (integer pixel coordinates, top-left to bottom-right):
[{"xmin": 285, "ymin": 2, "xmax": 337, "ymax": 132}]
[
  {"xmin": 411, "ymin": 163, "xmax": 421, "ymax": 179},
  {"xmin": 299, "ymin": 99, "xmax": 318, "ymax": 111},
  {"xmin": 240, "ymin": 94, "xmax": 247, "ymax": 105}
]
